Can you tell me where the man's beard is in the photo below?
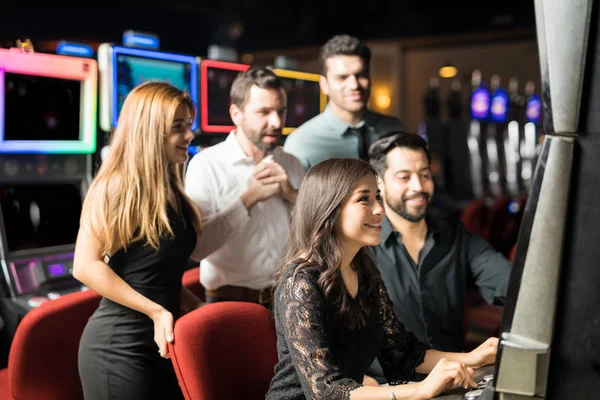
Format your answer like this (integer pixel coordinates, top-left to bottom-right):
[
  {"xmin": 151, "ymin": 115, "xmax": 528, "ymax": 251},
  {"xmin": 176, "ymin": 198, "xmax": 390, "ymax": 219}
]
[
  {"xmin": 386, "ymin": 192, "xmax": 431, "ymax": 222},
  {"xmin": 241, "ymin": 122, "xmax": 280, "ymax": 152},
  {"xmin": 251, "ymin": 130, "xmax": 280, "ymax": 151}
]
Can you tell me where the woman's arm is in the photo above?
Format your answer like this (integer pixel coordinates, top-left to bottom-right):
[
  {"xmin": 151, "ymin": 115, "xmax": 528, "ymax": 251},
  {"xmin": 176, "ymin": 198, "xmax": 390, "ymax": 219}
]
[
  {"xmin": 72, "ymin": 227, "xmax": 175, "ymax": 358},
  {"xmin": 373, "ymin": 273, "xmax": 478, "ymax": 398},
  {"xmin": 417, "ymin": 338, "xmax": 499, "ymax": 374}
]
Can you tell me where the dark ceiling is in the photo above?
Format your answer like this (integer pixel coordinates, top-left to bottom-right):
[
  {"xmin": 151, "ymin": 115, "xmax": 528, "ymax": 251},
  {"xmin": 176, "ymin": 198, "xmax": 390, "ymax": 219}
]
[{"xmin": 1, "ymin": 1, "xmax": 536, "ymax": 56}]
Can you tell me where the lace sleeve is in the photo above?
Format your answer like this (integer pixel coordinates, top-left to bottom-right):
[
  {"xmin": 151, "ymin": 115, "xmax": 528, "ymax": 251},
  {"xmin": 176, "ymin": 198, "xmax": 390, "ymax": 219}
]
[
  {"xmin": 376, "ymin": 275, "xmax": 429, "ymax": 385},
  {"xmin": 277, "ymin": 271, "xmax": 362, "ymax": 400}
]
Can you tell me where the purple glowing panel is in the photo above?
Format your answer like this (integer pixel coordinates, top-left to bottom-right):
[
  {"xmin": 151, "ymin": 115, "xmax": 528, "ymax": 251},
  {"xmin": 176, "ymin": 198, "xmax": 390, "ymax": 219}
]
[
  {"xmin": 470, "ymin": 87, "xmax": 490, "ymax": 121},
  {"xmin": 48, "ymin": 263, "xmax": 66, "ymax": 276},
  {"xmin": 526, "ymin": 94, "xmax": 542, "ymax": 124}
]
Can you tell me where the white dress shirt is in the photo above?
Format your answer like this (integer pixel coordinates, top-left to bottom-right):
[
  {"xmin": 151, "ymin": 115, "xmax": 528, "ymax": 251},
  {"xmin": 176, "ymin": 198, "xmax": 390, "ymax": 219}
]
[{"xmin": 185, "ymin": 131, "xmax": 305, "ymax": 290}]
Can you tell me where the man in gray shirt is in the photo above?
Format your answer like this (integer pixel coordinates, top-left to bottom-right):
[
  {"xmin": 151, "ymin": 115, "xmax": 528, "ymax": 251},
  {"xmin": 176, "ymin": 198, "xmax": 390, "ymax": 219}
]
[
  {"xmin": 283, "ymin": 34, "xmax": 404, "ymax": 170},
  {"xmin": 365, "ymin": 131, "xmax": 512, "ymax": 385}
]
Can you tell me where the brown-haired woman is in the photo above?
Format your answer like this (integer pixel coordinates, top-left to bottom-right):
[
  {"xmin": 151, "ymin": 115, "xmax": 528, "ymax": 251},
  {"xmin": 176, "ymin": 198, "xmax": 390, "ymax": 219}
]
[{"xmin": 266, "ymin": 158, "xmax": 498, "ymax": 400}]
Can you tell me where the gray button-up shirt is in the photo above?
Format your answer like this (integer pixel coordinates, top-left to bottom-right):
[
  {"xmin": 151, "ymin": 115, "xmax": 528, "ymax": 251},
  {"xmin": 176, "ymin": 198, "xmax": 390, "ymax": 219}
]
[
  {"xmin": 367, "ymin": 213, "xmax": 512, "ymax": 381},
  {"xmin": 283, "ymin": 105, "xmax": 404, "ymax": 170}
]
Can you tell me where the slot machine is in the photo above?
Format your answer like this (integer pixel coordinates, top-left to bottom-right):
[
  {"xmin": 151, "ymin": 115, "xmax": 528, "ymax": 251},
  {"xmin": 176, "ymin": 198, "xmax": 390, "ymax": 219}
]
[
  {"xmin": 0, "ymin": 45, "xmax": 98, "ymax": 358},
  {"xmin": 444, "ymin": 1, "xmax": 600, "ymax": 399},
  {"xmin": 97, "ymin": 32, "xmax": 200, "ymax": 155},
  {"xmin": 199, "ymin": 59, "xmax": 250, "ymax": 136},
  {"xmin": 98, "ymin": 37, "xmax": 199, "ymax": 134},
  {"xmin": 468, "ymin": 70, "xmax": 491, "ymax": 199},
  {"xmin": 272, "ymin": 68, "xmax": 326, "ymax": 141}
]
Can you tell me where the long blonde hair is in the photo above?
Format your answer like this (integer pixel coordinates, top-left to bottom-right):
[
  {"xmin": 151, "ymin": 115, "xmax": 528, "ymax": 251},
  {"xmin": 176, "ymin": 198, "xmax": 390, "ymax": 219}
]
[{"xmin": 81, "ymin": 81, "xmax": 202, "ymax": 254}]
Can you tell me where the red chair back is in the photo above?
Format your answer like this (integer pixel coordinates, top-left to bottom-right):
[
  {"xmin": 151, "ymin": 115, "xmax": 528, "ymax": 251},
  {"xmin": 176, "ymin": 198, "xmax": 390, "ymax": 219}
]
[
  {"xmin": 182, "ymin": 266, "xmax": 205, "ymax": 301},
  {"xmin": 169, "ymin": 302, "xmax": 277, "ymax": 400},
  {"xmin": 4, "ymin": 289, "xmax": 101, "ymax": 400},
  {"xmin": 461, "ymin": 199, "xmax": 489, "ymax": 239}
]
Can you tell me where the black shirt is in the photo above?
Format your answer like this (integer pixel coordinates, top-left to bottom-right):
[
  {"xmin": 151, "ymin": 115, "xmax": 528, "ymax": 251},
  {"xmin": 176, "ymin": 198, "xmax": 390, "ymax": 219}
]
[
  {"xmin": 266, "ymin": 264, "xmax": 429, "ymax": 400},
  {"xmin": 367, "ymin": 214, "xmax": 511, "ymax": 381}
]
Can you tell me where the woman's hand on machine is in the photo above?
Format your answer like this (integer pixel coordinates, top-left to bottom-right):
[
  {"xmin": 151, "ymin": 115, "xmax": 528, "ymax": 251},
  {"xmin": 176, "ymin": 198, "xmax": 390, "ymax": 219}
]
[
  {"xmin": 414, "ymin": 358, "xmax": 476, "ymax": 399},
  {"xmin": 465, "ymin": 337, "xmax": 499, "ymax": 369}
]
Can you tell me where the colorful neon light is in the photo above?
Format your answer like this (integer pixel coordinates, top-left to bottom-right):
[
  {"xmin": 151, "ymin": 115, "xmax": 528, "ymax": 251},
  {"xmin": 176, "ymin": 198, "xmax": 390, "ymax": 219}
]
[
  {"xmin": 0, "ymin": 49, "xmax": 97, "ymax": 154},
  {"xmin": 200, "ymin": 59, "xmax": 250, "ymax": 133},
  {"xmin": 273, "ymin": 68, "xmax": 326, "ymax": 135},
  {"xmin": 56, "ymin": 42, "xmax": 94, "ymax": 58},
  {"xmin": 104, "ymin": 46, "xmax": 199, "ymax": 131},
  {"xmin": 122, "ymin": 31, "xmax": 160, "ymax": 49}
]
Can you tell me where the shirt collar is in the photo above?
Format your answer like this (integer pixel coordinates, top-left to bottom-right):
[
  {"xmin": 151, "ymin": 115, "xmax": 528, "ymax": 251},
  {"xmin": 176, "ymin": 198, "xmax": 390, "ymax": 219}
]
[
  {"xmin": 322, "ymin": 104, "xmax": 371, "ymax": 136},
  {"xmin": 381, "ymin": 216, "xmax": 396, "ymax": 245},
  {"xmin": 381, "ymin": 214, "xmax": 440, "ymax": 246},
  {"xmin": 221, "ymin": 130, "xmax": 283, "ymax": 165}
]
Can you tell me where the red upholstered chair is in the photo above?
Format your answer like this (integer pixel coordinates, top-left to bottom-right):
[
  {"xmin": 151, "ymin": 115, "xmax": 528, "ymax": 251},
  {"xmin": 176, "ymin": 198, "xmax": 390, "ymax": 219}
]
[
  {"xmin": 182, "ymin": 266, "xmax": 205, "ymax": 301},
  {"xmin": 169, "ymin": 301, "xmax": 278, "ymax": 400},
  {"xmin": 0, "ymin": 289, "xmax": 101, "ymax": 400},
  {"xmin": 460, "ymin": 199, "xmax": 489, "ymax": 239},
  {"xmin": 509, "ymin": 243, "xmax": 517, "ymax": 262}
]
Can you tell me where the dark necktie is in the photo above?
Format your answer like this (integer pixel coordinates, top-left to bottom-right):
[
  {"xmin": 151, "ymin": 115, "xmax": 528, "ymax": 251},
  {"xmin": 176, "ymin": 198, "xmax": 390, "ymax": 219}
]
[{"xmin": 346, "ymin": 125, "xmax": 369, "ymax": 161}]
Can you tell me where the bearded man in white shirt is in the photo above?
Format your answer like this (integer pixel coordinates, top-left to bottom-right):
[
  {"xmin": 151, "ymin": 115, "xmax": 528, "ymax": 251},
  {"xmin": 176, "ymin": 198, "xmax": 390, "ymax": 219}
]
[{"xmin": 185, "ymin": 67, "xmax": 305, "ymax": 307}]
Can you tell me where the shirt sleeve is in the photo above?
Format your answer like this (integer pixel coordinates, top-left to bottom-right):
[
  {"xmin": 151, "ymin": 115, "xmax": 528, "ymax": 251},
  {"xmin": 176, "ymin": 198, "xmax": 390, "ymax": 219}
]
[
  {"xmin": 276, "ymin": 271, "xmax": 362, "ymax": 399},
  {"xmin": 285, "ymin": 153, "xmax": 306, "ymax": 191},
  {"xmin": 465, "ymin": 229, "xmax": 513, "ymax": 305},
  {"xmin": 282, "ymin": 131, "xmax": 311, "ymax": 172},
  {"xmin": 184, "ymin": 154, "xmax": 250, "ymax": 261},
  {"xmin": 376, "ymin": 274, "xmax": 429, "ymax": 385}
]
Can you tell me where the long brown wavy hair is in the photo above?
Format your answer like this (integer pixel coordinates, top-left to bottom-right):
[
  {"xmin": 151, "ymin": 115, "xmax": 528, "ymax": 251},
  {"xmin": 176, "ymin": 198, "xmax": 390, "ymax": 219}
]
[{"xmin": 275, "ymin": 158, "xmax": 380, "ymax": 328}]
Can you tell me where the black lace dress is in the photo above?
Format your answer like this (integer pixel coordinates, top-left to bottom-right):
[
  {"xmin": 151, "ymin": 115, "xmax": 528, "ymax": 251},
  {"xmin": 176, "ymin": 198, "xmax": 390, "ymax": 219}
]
[{"xmin": 266, "ymin": 265, "xmax": 429, "ymax": 400}]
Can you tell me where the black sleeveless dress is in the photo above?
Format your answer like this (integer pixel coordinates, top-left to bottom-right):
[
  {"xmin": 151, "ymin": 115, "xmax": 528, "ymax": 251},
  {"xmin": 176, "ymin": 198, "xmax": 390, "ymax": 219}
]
[{"xmin": 78, "ymin": 197, "xmax": 196, "ymax": 400}]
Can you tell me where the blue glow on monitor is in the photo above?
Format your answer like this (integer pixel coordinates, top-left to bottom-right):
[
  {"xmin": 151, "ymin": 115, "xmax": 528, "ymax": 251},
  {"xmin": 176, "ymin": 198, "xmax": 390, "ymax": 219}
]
[
  {"xmin": 56, "ymin": 42, "xmax": 94, "ymax": 58},
  {"xmin": 110, "ymin": 46, "xmax": 198, "ymax": 130},
  {"xmin": 490, "ymin": 88, "xmax": 509, "ymax": 123},
  {"xmin": 470, "ymin": 87, "xmax": 490, "ymax": 121},
  {"xmin": 526, "ymin": 94, "xmax": 542, "ymax": 124},
  {"xmin": 122, "ymin": 31, "xmax": 160, "ymax": 50}
]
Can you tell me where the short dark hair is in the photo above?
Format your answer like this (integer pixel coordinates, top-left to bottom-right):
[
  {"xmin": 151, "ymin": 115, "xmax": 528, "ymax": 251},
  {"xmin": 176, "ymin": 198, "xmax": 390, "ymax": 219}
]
[
  {"xmin": 368, "ymin": 131, "xmax": 431, "ymax": 178},
  {"xmin": 319, "ymin": 34, "xmax": 371, "ymax": 75},
  {"xmin": 230, "ymin": 67, "xmax": 283, "ymax": 110}
]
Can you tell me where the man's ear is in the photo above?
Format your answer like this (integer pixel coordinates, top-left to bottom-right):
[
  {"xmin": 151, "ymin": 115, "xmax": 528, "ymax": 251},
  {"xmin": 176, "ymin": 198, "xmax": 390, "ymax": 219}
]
[
  {"xmin": 319, "ymin": 75, "xmax": 330, "ymax": 97},
  {"xmin": 230, "ymin": 104, "xmax": 242, "ymax": 126},
  {"xmin": 377, "ymin": 176, "xmax": 386, "ymax": 200}
]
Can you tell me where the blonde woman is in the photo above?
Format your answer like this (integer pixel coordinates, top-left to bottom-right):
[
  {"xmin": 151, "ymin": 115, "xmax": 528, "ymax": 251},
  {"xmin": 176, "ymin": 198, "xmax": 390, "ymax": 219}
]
[{"xmin": 75, "ymin": 82, "xmax": 211, "ymax": 399}]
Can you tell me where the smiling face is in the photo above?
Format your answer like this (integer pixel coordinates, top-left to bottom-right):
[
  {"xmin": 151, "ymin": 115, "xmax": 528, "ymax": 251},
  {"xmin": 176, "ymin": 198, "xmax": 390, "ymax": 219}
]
[
  {"xmin": 320, "ymin": 55, "xmax": 371, "ymax": 116},
  {"xmin": 380, "ymin": 147, "xmax": 434, "ymax": 222},
  {"xmin": 336, "ymin": 173, "xmax": 385, "ymax": 250},
  {"xmin": 164, "ymin": 104, "xmax": 195, "ymax": 164}
]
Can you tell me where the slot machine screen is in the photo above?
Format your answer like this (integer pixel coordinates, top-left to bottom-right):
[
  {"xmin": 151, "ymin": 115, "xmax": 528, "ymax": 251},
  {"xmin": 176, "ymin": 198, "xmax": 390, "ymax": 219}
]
[
  {"xmin": 205, "ymin": 67, "xmax": 241, "ymax": 127},
  {"xmin": 200, "ymin": 60, "xmax": 250, "ymax": 133},
  {"xmin": 273, "ymin": 68, "xmax": 325, "ymax": 134},
  {"xmin": 99, "ymin": 45, "xmax": 198, "ymax": 132},
  {"xmin": 0, "ymin": 48, "xmax": 97, "ymax": 154},
  {"xmin": 3, "ymin": 73, "xmax": 81, "ymax": 141},
  {"xmin": 115, "ymin": 55, "xmax": 191, "ymax": 115},
  {"xmin": 279, "ymin": 77, "xmax": 322, "ymax": 131},
  {"xmin": 0, "ymin": 183, "xmax": 82, "ymax": 255}
]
